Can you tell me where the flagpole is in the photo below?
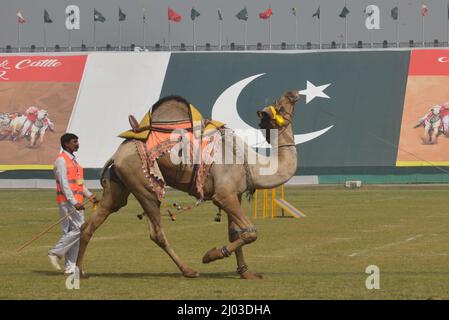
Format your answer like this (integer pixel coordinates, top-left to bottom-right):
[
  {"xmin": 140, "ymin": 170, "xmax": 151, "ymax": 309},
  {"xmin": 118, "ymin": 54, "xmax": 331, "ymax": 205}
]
[
  {"xmin": 168, "ymin": 20, "xmax": 171, "ymax": 51},
  {"xmin": 244, "ymin": 21, "xmax": 247, "ymax": 50},
  {"xmin": 119, "ymin": 21, "xmax": 122, "ymax": 51},
  {"xmin": 269, "ymin": 16, "xmax": 272, "ymax": 50},
  {"xmin": 17, "ymin": 21, "xmax": 20, "ymax": 52},
  {"xmin": 94, "ymin": 20, "xmax": 96, "ymax": 51},
  {"xmin": 68, "ymin": 29, "xmax": 72, "ymax": 52},
  {"xmin": 422, "ymin": 9, "xmax": 424, "ymax": 47},
  {"xmin": 396, "ymin": 17, "xmax": 399, "ymax": 48},
  {"xmin": 319, "ymin": 14, "xmax": 322, "ymax": 49},
  {"xmin": 193, "ymin": 20, "xmax": 196, "ymax": 51},
  {"xmin": 345, "ymin": 16, "xmax": 348, "ymax": 48},
  {"xmin": 219, "ymin": 19, "xmax": 222, "ymax": 50},
  {"xmin": 295, "ymin": 13, "xmax": 298, "ymax": 49},
  {"xmin": 43, "ymin": 22, "xmax": 47, "ymax": 52},
  {"xmin": 142, "ymin": 8, "xmax": 146, "ymax": 51}
]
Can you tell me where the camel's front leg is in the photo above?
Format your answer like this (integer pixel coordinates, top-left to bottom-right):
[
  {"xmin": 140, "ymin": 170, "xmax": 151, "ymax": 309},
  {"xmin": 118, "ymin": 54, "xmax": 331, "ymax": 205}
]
[
  {"xmin": 136, "ymin": 194, "xmax": 199, "ymax": 278},
  {"xmin": 204, "ymin": 192, "xmax": 262, "ymax": 279}
]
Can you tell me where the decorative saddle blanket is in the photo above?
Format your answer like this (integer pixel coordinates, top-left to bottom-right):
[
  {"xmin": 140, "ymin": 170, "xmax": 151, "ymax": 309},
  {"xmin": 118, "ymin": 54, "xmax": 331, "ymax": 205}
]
[{"xmin": 119, "ymin": 104, "xmax": 225, "ymax": 202}]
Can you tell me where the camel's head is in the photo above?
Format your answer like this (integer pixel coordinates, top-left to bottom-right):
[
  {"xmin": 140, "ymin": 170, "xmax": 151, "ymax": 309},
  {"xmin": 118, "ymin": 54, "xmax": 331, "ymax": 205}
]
[{"xmin": 257, "ymin": 91, "xmax": 299, "ymax": 131}]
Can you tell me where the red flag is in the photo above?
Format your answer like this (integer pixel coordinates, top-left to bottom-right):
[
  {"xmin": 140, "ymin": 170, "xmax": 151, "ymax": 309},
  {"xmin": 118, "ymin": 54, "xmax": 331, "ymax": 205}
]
[
  {"xmin": 259, "ymin": 8, "xmax": 273, "ymax": 19},
  {"xmin": 168, "ymin": 7, "xmax": 182, "ymax": 22},
  {"xmin": 17, "ymin": 10, "xmax": 26, "ymax": 23},
  {"xmin": 421, "ymin": 4, "xmax": 428, "ymax": 16}
]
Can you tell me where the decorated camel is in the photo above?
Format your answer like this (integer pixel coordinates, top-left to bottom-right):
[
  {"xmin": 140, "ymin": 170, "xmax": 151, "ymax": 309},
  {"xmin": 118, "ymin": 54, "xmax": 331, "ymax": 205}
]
[{"xmin": 76, "ymin": 90, "xmax": 300, "ymax": 279}]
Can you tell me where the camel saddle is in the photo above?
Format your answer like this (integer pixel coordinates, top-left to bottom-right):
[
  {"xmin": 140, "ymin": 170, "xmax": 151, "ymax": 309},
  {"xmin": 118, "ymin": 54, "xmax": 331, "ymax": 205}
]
[{"xmin": 118, "ymin": 104, "xmax": 225, "ymax": 140}]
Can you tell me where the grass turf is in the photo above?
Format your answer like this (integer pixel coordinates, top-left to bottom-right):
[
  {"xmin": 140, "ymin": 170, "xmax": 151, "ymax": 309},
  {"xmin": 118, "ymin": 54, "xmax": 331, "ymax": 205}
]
[{"xmin": 0, "ymin": 186, "xmax": 448, "ymax": 299}]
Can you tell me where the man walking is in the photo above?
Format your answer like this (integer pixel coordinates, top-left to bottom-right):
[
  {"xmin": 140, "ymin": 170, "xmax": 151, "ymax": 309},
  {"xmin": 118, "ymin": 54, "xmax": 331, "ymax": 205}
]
[{"xmin": 48, "ymin": 133, "xmax": 98, "ymax": 274}]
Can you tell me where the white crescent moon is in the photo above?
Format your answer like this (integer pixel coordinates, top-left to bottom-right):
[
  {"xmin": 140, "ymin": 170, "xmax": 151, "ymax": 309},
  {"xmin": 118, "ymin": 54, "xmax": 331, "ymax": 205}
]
[
  {"xmin": 438, "ymin": 57, "xmax": 449, "ymax": 63},
  {"xmin": 211, "ymin": 73, "xmax": 334, "ymax": 147}
]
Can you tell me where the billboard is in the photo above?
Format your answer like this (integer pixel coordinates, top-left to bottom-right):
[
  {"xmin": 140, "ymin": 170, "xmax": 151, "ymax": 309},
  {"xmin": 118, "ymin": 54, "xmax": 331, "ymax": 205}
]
[
  {"xmin": 0, "ymin": 55, "xmax": 87, "ymax": 170},
  {"xmin": 397, "ymin": 50, "xmax": 449, "ymax": 166}
]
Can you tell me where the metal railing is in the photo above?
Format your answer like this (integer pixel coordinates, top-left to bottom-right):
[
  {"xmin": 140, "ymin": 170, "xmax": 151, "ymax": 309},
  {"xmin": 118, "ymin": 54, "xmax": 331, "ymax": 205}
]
[{"xmin": 1, "ymin": 40, "xmax": 448, "ymax": 53}]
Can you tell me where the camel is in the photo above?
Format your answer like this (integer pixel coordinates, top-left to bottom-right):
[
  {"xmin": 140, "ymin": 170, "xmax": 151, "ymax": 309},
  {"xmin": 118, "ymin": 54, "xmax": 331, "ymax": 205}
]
[{"xmin": 76, "ymin": 90, "xmax": 300, "ymax": 279}]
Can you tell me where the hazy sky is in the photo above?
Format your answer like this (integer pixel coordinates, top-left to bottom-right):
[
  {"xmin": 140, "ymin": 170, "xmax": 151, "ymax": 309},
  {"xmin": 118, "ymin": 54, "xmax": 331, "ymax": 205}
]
[{"xmin": 1, "ymin": 0, "xmax": 449, "ymax": 48}]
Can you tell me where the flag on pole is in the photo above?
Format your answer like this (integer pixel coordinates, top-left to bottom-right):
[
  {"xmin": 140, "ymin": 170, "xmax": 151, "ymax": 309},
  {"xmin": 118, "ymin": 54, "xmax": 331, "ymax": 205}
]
[
  {"xmin": 44, "ymin": 9, "xmax": 52, "ymax": 23},
  {"xmin": 421, "ymin": 4, "xmax": 428, "ymax": 16},
  {"xmin": 391, "ymin": 7, "xmax": 399, "ymax": 20},
  {"xmin": 447, "ymin": 2, "xmax": 449, "ymax": 19},
  {"xmin": 168, "ymin": 7, "xmax": 182, "ymax": 22},
  {"xmin": 17, "ymin": 11, "xmax": 26, "ymax": 24},
  {"xmin": 292, "ymin": 8, "xmax": 297, "ymax": 17},
  {"xmin": 94, "ymin": 9, "xmax": 106, "ymax": 22},
  {"xmin": 191, "ymin": 8, "xmax": 200, "ymax": 21},
  {"xmin": 313, "ymin": 6, "xmax": 320, "ymax": 19},
  {"xmin": 143, "ymin": 8, "xmax": 146, "ymax": 23},
  {"xmin": 339, "ymin": 6, "xmax": 350, "ymax": 18},
  {"xmin": 119, "ymin": 8, "xmax": 126, "ymax": 21},
  {"xmin": 236, "ymin": 8, "xmax": 248, "ymax": 21},
  {"xmin": 259, "ymin": 8, "xmax": 273, "ymax": 20},
  {"xmin": 218, "ymin": 9, "xmax": 223, "ymax": 21}
]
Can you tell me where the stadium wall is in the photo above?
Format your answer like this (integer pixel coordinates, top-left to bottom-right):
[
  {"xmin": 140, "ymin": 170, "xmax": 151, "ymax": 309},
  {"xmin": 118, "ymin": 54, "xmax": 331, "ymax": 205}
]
[{"xmin": 1, "ymin": 49, "xmax": 449, "ymax": 187}]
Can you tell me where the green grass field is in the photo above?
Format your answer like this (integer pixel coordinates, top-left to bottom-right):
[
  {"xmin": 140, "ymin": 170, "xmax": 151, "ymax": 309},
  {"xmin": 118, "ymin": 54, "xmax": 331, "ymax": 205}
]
[{"xmin": 0, "ymin": 186, "xmax": 448, "ymax": 300}]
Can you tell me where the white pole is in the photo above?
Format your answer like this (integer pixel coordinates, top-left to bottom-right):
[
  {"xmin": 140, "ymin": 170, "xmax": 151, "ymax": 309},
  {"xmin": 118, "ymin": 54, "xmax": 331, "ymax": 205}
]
[
  {"xmin": 345, "ymin": 17, "xmax": 348, "ymax": 48},
  {"xmin": 244, "ymin": 21, "xmax": 247, "ymax": 50},
  {"xmin": 17, "ymin": 22, "xmax": 20, "ymax": 52},
  {"xmin": 269, "ymin": 16, "xmax": 272, "ymax": 50},
  {"xmin": 396, "ymin": 18, "xmax": 399, "ymax": 47},
  {"xmin": 43, "ymin": 23, "xmax": 47, "ymax": 52},
  {"xmin": 94, "ymin": 21, "xmax": 96, "ymax": 51},
  {"xmin": 168, "ymin": 21, "xmax": 171, "ymax": 51},
  {"xmin": 193, "ymin": 20, "xmax": 196, "ymax": 51},
  {"xmin": 295, "ymin": 14, "xmax": 298, "ymax": 49},
  {"xmin": 319, "ymin": 15, "xmax": 322, "ymax": 49},
  {"xmin": 68, "ymin": 29, "xmax": 72, "ymax": 52},
  {"xmin": 422, "ymin": 11, "xmax": 424, "ymax": 47},
  {"xmin": 219, "ymin": 19, "xmax": 222, "ymax": 50},
  {"xmin": 119, "ymin": 22, "xmax": 122, "ymax": 51}
]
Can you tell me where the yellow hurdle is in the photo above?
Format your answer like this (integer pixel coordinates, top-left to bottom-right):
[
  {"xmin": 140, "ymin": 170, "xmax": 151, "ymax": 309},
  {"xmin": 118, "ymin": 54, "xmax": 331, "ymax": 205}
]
[{"xmin": 253, "ymin": 184, "xmax": 304, "ymax": 219}]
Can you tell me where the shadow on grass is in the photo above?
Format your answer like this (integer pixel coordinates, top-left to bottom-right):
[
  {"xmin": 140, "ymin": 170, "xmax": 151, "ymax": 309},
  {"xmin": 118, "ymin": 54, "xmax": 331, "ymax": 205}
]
[{"xmin": 32, "ymin": 270, "xmax": 241, "ymax": 279}]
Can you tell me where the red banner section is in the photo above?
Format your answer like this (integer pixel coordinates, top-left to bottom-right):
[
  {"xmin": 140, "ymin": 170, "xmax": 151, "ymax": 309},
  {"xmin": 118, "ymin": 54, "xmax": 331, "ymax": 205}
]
[
  {"xmin": 408, "ymin": 50, "xmax": 449, "ymax": 76},
  {"xmin": 0, "ymin": 55, "xmax": 87, "ymax": 82}
]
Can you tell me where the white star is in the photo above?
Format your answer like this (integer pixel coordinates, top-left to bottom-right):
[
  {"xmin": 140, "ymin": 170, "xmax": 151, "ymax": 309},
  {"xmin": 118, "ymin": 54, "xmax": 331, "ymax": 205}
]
[{"xmin": 299, "ymin": 81, "xmax": 331, "ymax": 104}]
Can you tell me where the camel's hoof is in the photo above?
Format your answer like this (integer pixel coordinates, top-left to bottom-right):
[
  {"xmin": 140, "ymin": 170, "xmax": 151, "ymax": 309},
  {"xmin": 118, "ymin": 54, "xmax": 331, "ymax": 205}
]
[
  {"xmin": 240, "ymin": 271, "xmax": 264, "ymax": 280},
  {"xmin": 181, "ymin": 267, "xmax": 200, "ymax": 278},
  {"xmin": 202, "ymin": 247, "xmax": 224, "ymax": 264}
]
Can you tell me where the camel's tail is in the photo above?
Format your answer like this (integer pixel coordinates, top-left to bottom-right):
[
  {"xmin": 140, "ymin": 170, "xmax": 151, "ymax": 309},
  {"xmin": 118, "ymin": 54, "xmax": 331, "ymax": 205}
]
[{"xmin": 99, "ymin": 157, "xmax": 114, "ymax": 188}]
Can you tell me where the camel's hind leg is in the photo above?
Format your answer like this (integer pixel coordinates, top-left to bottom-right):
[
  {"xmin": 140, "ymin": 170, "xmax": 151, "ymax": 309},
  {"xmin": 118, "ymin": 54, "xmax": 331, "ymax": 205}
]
[
  {"xmin": 76, "ymin": 175, "xmax": 130, "ymax": 278},
  {"xmin": 227, "ymin": 195, "xmax": 263, "ymax": 279},
  {"xmin": 204, "ymin": 192, "xmax": 262, "ymax": 279},
  {"xmin": 135, "ymin": 192, "xmax": 199, "ymax": 278}
]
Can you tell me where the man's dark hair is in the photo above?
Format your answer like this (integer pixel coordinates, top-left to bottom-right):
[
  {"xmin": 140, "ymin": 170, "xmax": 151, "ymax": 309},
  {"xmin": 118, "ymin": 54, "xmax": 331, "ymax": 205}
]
[{"xmin": 60, "ymin": 133, "xmax": 78, "ymax": 149}]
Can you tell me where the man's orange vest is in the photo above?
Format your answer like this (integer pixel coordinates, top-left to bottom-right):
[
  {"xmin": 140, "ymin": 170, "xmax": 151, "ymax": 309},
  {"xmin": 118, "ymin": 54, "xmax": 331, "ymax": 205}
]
[{"xmin": 55, "ymin": 152, "xmax": 84, "ymax": 204}]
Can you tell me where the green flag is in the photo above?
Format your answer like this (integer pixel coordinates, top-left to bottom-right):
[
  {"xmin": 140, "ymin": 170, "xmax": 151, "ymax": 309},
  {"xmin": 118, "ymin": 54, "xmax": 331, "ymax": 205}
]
[
  {"xmin": 44, "ymin": 9, "xmax": 52, "ymax": 23},
  {"xmin": 94, "ymin": 9, "xmax": 106, "ymax": 22},
  {"xmin": 339, "ymin": 6, "xmax": 350, "ymax": 18},
  {"xmin": 119, "ymin": 8, "xmax": 126, "ymax": 21},
  {"xmin": 236, "ymin": 7, "xmax": 248, "ymax": 21},
  {"xmin": 312, "ymin": 6, "xmax": 320, "ymax": 19},
  {"xmin": 191, "ymin": 7, "xmax": 200, "ymax": 21}
]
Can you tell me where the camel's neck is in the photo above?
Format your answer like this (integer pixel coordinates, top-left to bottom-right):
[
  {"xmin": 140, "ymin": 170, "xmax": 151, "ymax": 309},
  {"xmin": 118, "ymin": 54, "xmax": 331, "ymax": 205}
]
[{"xmin": 249, "ymin": 124, "xmax": 297, "ymax": 189}]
